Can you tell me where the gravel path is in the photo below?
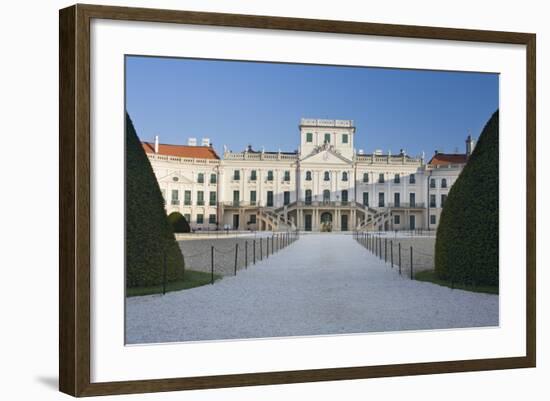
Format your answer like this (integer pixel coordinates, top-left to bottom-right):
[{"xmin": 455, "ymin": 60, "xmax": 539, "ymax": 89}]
[{"xmin": 126, "ymin": 234, "xmax": 499, "ymax": 344}]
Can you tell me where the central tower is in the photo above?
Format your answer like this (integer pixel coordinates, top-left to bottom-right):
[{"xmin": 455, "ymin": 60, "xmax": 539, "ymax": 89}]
[{"xmin": 299, "ymin": 118, "xmax": 356, "ymax": 160}]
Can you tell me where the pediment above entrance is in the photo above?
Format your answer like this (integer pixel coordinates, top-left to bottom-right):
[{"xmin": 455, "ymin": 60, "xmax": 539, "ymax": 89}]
[{"xmin": 301, "ymin": 149, "xmax": 352, "ymax": 166}]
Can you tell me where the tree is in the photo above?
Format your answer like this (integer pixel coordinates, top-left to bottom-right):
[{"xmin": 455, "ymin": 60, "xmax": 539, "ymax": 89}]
[
  {"xmin": 435, "ymin": 111, "xmax": 499, "ymax": 287},
  {"xmin": 168, "ymin": 212, "xmax": 191, "ymax": 233},
  {"xmin": 125, "ymin": 112, "xmax": 185, "ymax": 287}
]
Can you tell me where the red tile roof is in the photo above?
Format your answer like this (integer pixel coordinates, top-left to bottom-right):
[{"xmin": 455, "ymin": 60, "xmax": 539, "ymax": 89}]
[
  {"xmin": 428, "ymin": 153, "xmax": 468, "ymax": 166},
  {"xmin": 142, "ymin": 142, "xmax": 220, "ymax": 160}
]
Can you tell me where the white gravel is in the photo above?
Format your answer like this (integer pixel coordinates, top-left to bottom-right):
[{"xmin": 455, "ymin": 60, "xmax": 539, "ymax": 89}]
[{"xmin": 126, "ymin": 233, "xmax": 499, "ymax": 344}]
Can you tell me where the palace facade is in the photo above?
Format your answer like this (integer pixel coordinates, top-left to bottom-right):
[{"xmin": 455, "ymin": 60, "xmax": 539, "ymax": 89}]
[{"xmin": 143, "ymin": 118, "xmax": 473, "ymax": 232}]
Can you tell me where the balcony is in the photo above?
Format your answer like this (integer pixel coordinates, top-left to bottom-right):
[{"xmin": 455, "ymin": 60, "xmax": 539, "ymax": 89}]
[
  {"xmin": 197, "ymin": 200, "xmax": 205, "ymax": 206},
  {"xmin": 388, "ymin": 202, "xmax": 425, "ymax": 209},
  {"xmin": 171, "ymin": 200, "xmax": 179, "ymax": 206}
]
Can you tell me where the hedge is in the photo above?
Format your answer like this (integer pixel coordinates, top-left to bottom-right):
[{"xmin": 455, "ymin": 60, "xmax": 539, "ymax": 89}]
[
  {"xmin": 168, "ymin": 212, "xmax": 191, "ymax": 233},
  {"xmin": 435, "ymin": 111, "xmax": 499, "ymax": 287},
  {"xmin": 125, "ymin": 112, "xmax": 185, "ymax": 288}
]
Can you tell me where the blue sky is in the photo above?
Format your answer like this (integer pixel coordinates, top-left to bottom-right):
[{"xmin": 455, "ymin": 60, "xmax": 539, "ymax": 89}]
[{"xmin": 125, "ymin": 56, "xmax": 498, "ymax": 157}]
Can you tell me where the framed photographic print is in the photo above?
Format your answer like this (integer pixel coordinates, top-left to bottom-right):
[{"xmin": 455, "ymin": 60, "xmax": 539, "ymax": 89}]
[{"xmin": 59, "ymin": 4, "xmax": 536, "ymax": 397}]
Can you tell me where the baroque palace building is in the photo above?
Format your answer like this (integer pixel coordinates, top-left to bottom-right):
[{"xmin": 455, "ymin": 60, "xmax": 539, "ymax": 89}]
[{"xmin": 143, "ymin": 118, "xmax": 474, "ymax": 232}]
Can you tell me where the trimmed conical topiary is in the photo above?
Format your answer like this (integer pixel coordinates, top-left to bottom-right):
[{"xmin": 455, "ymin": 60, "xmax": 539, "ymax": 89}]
[
  {"xmin": 168, "ymin": 212, "xmax": 191, "ymax": 233},
  {"xmin": 126, "ymin": 112, "xmax": 185, "ymax": 288},
  {"xmin": 435, "ymin": 110, "xmax": 499, "ymax": 287}
]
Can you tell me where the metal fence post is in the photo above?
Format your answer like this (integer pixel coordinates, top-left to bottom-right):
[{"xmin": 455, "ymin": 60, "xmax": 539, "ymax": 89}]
[
  {"xmin": 390, "ymin": 240, "xmax": 393, "ymax": 268},
  {"xmin": 266, "ymin": 236, "xmax": 269, "ymax": 258},
  {"xmin": 162, "ymin": 251, "xmax": 167, "ymax": 295},
  {"xmin": 384, "ymin": 238, "xmax": 387, "ymax": 263},
  {"xmin": 211, "ymin": 245, "xmax": 214, "ymax": 284},
  {"xmin": 272, "ymin": 235, "xmax": 274, "ymax": 254},
  {"xmin": 245, "ymin": 241, "xmax": 248, "ymax": 268},
  {"xmin": 253, "ymin": 239, "xmax": 256, "ymax": 265},
  {"xmin": 260, "ymin": 237, "xmax": 263, "ymax": 260},
  {"xmin": 398, "ymin": 243, "xmax": 402, "ymax": 275},
  {"xmin": 410, "ymin": 246, "xmax": 414, "ymax": 280},
  {"xmin": 234, "ymin": 243, "xmax": 239, "ymax": 275}
]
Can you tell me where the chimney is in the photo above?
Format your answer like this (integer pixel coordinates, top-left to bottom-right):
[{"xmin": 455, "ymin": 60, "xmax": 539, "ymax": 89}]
[
  {"xmin": 201, "ymin": 137, "xmax": 210, "ymax": 147},
  {"xmin": 154, "ymin": 135, "xmax": 159, "ymax": 153},
  {"xmin": 188, "ymin": 137, "xmax": 197, "ymax": 146}
]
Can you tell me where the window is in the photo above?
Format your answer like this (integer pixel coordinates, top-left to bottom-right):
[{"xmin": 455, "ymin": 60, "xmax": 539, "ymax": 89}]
[
  {"xmin": 233, "ymin": 170, "xmax": 240, "ymax": 180},
  {"xmin": 363, "ymin": 173, "xmax": 369, "ymax": 183},
  {"xmin": 378, "ymin": 192, "xmax": 385, "ymax": 207},
  {"xmin": 378, "ymin": 173, "xmax": 385, "ymax": 183},
  {"xmin": 209, "ymin": 191, "xmax": 216, "ymax": 206},
  {"xmin": 250, "ymin": 170, "xmax": 257, "ymax": 181},
  {"xmin": 430, "ymin": 194, "xmax": 436, "ymax": 208},
  {"xmin": 305, "ymin": 189, "xmax": 312, "ymax": 205},
  {"xmin": 394, "ymin": 192, "xmax": 400, "ymax": 207},
  {"xmin": 324, "ymin": 171, "xmax": 330, "ymax": 181},
  {"xmin": 323, "ymin": 190, "xmax": 330, "ymax": 203},
  {"xmin": 184, "ymin": 190, "xmax": 191, "ymax": 205},
  {"xmin": 409, "ymin": 192, "xmax": 416, "ymax": 207},
  {"xmin": 184, "ymin": 213, "xmax": 191, "ymax": 223},
  {"xmin": 324, "ymin": 133, "xmax": 331, "ymax": 143},
  {"xmin": 430, "ymin": 178, "xmax": 436, "ymax": 188},
  {"xmin": 233, "ymin": 190, "xmax": 240, "ymax": 206},
  {"xmin": 394, "ymin": 215, "xmax": 401, "ymax": 225},
  {"xmin": 430, "ymin": 215, "xmax": 437, "ymax": 225},
  {"xmin": 441, "ymin": 178, "xmax": 448, "ymax": 188},
  {"xmin": 196, "ymin": 214, "xmax": 204, "ymax": 224},
  {"xmin": 210, "ymin": 173, "xmax": 217, "ymax": 184},
  {"xmin": 305, "ymin": 171, "xmax": 312, "ymax": 181},
  {"xmin": 341, "ymin": 190, "xmax": 348, "ymax": 204},
  {"xmin": 441, "ymin": 194, "xmax": 447, "ymax": 208},
  {"xmin": 208, "ymin": 214, "xmax": 216, "ymax": 224},
  {"xmin": 409, "ymin": 174, "xmax": 416, "ymax": 184},
  {"xmin": 172, "ymin": 176, "xmax": 179, "ymax": 182},
  {"xmin": 342, "ymin": 134, "xmax": 348, "ymax": 144},
  {"xmin": 342, "ymin": 172, "xmax": 348, "ymax": 181},
  {"xmin": 306, "ymin": 132, "xmax": 313, "ymax": 143},
  {"xmin": 284, "ymin": 171, "xmax": 290, "ymax": 181},
  {"xmin": 171, "ymin": 190, "xmax": 179, "ymax": 205},
  {"xmin": 197, "ymin": 173, "xmax": 204, "ymax": 183},
  {"xmin": 267, "ymin": 191, "xmax": 274, "ymax": 207},
  {"xmin": 363, "ymin": 192, "xmax": 369, "ymax": 206},
  {"xmin": 267, "ymin": 170, "xmax": 274, "ymax": 181},
  {"xmin": 284, "ymin": 191, "xmax": 290, "ymax": 205},
  {"xmin": 250, "ymin": 190, "xmax": 257, "ymax": 205},
  {"xmin": 197, "ymin": 191, "xmax": 204, "ymax": 206},
  {"xmin": 249, "ymin": 214, "xmax": 257, "ymax": 224},
  {"xmin": 394, "ymin": 174, "xmax": 400, "ymax": 184}
]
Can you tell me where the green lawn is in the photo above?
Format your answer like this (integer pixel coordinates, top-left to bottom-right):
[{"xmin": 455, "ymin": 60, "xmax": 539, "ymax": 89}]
[
  {"xmin": 126, "ymin": 269, "xmax": 222, "ymax": 297},
  {"xmin": 414, "ymin": 270, "xmax": 499, "ymax": 295}
]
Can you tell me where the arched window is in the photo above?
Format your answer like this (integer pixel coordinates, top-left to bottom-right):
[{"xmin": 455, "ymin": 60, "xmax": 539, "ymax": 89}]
[
  {"xmin": 430, "ymin": 178, "xmax": 436, "ymax": 188},
  {"xmin": 323, "ymin": 189, "xmax": 330, "ymax": 203},
  {"xmin": 305, "ymin": 189, "xmax": 312, "ymax": 205},
  {"xmin": 305, "ymin": 171, "xmax": 312, "ymax": 181},
  {"xmin": 441, "ymin": 178, "xmax": 448, "ymax": 188},
  {"xmin": 342, "ymin": 172, "xmax": 348, "ymax": 181},
  {"xmin": 324, "ymin": 171, "xmax": 330, "ymax": 181}
]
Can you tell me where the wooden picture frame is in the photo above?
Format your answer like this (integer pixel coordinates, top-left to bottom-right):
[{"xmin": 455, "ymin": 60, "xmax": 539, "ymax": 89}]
[{"xmin": 59, "ymin": 3, "xmax": 536, "ymax": 397}]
